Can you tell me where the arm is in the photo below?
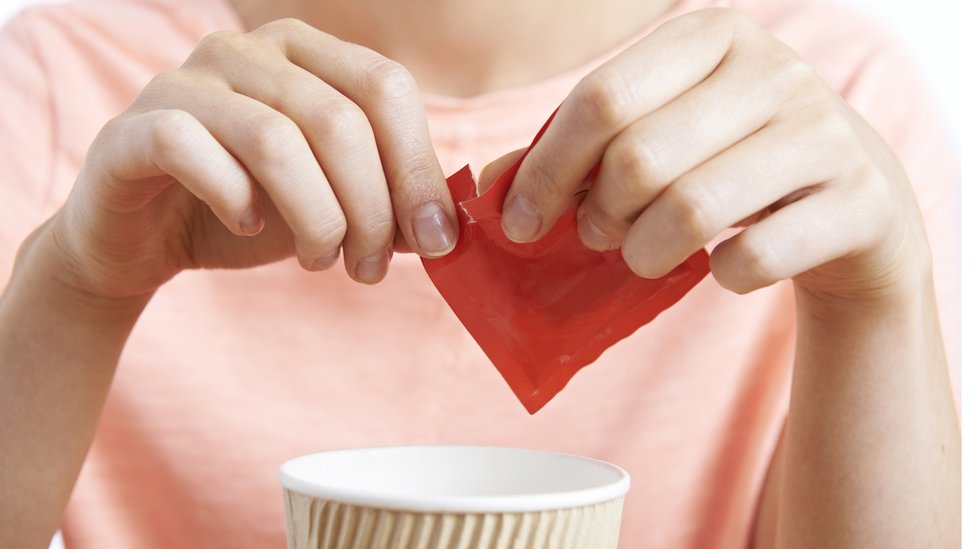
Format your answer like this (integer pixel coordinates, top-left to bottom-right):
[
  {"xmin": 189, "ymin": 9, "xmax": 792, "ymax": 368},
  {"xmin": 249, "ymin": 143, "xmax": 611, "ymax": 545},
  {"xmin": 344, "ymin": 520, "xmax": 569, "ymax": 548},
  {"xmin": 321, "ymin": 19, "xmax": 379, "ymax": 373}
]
[
  {"xmin": 495, "ymin": 8, "xmax": 960, "ymax": 547},
  {"xmin": 0, "ymin": 18, "xmax": 457, "ymax": 548},
  {"xmin": 0, "ymin": 221, "xmax": 150, "ymax": 549},
  {"xmin": 754, "ymin": 271, "xmax": 960, "ymax": 548}
]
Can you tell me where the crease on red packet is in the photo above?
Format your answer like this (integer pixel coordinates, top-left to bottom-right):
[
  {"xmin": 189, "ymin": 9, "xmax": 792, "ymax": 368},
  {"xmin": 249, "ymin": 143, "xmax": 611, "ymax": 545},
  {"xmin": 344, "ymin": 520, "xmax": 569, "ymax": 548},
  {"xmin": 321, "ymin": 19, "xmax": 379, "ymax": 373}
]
[{"xmin": 423, "ymin": 111, "xmax": 710, "ymax": 414}]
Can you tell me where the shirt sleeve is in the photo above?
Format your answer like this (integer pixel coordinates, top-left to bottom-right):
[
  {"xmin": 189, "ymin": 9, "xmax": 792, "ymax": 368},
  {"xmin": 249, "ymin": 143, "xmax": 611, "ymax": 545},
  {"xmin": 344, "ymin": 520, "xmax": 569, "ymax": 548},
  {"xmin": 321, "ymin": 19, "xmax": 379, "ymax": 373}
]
[
  {"xmin": 842, "ymin": 40, "xmax": 961, "ymax": 402},
  {"xmin": 0, "ymin": 9, "xmax": 56, "ymax": 282}
]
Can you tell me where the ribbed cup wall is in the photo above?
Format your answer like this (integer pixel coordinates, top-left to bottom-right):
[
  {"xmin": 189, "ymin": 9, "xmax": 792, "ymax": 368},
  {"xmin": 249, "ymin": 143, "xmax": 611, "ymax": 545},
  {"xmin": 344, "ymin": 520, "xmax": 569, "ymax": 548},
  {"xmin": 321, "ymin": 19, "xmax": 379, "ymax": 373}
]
[{"xmin": 284, "ymin": 491, "xmax": 623, "ymax": 549}]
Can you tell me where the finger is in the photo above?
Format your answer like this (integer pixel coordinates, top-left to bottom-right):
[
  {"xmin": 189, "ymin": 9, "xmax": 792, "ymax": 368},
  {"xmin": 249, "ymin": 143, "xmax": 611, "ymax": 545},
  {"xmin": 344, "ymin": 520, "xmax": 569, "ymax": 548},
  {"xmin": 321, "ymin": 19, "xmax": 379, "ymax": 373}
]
[
  {"xmin": 708, "ymin": 180, "xmax": 882, "ymax": 294},
  {"xmin": 251, "ymin": 20, "xmax": 459, "ymax": 258},
  {"xmin": 620, "ymin": 118, "xmax": 849, "ymax": 279},
  {"xmin": 578, "ymin": 43, "xmax": 810, "ymax": 250},
  {"xmin": 201, "ymin": 37, "xmax": 394, "ymax": 283},
  {"xmin": 148, "ymin": 70, "xmax": 348, "ymax": 271},
  {"xmin": 503, "ymin": 8, "xmax": 751, "ymax": 242},
  {"xmin": 477, "ymin": 148, "xmax": 527, "ymax": 194},
  {"xmin": 392, "ymin": 228, "xmax": 411, "ymax": 254},
  {"xmin": 103, "ymin": 109, "xmax": 263, "ymax": 237}
]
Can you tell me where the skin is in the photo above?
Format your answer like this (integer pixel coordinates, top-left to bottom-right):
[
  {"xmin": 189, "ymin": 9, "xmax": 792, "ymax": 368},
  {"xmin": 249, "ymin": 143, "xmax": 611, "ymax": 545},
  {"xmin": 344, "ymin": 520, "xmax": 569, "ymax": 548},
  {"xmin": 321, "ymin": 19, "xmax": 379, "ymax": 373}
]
[{"xmin": 0, "ymin": 0, "xmax": 960, "ymax": 547}]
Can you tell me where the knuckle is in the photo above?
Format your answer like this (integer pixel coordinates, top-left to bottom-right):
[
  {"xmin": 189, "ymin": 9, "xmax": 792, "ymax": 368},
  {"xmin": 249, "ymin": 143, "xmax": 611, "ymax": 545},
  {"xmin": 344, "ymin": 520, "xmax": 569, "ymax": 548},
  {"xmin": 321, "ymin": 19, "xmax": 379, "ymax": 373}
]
[
  {"xmin": 96, "ymin": 115, "xmax": 126, "ymax": 143},
  {"xmin": 574, "ymin": 71, "xmax": 633, "ymax": 130},
  {"xmin": 520, "ymin": 151, "xmax": 565, "ymax": 201},
  {"xmin": 362, "ymin": 59, "xmax": 418, "ymax": 99},
  {"xmin": 138, "ymin": 70, "xmax": 200, "ymax": 106},
  {"xmin": 582, "ymin": 201, "xmax": 612, "ymax": 228},
  {"xmin": 813, "ymin": 107, "xmax": 857, "ymax": 146},
  {"xmin": 208, "ymin": 164, "xmax": 252, "ymax": 211},
  {"xmin": 393, "ymin": 150, "xmax": 442, "ymax": 194},
  {"xmin": 309, "ymin": 101, "xmax": 370, "ymax": 140},
  {"xmin": 147, "ymin": 109, "xmax": 196, "ymax": 163},
  {"xmin": 608, "ymin": 136, "xmax": 669, "ymax": 194},
  {"xmin": 256, "ymin": 17, "xmax": 309, "ymax": 36},
  {"xmin": 304, "ymin": 216, "xmax": 348, "ymax": 252},
  {"xmin": 580, "ymin": 196, "xmax": 621, "ymax": 235},
  {"xmin": 246, "ymin": 116, "xmax": 304, "ymax": 166},
  {"xmin": 861, "ymin": 169, "xmax": 893, "ymax": 201},
  {"xmin": 777, "ymin": 57, "xmax": 822, "ymax": 96},
  {"xmin": 194, "ymin": 30, "xmax": 246, "ymax": 60},
  {"xmin": 199, "ymin": 29, "xmax": 235, "ymax": 47},
  {"xmin": 399, "ymin": 151, "xmax": 436, "ymax": 178},
  {"xmin": 803, "ymin": 105, "xmax": 864, "ymax": 168},
  {"xmin": 135, "ymin": 69, "xmax": 206, "ymax": 113},
  {"xmin": 668, "ymin": 180, "xmax": 719, "ymax": 242},
  {"xmin": 590, "ymin": 212, "xmax": 628, "ymax": 244},
  {"xmin": 352, "ymin": 209, "xmax": 397, "ymax": 246}
]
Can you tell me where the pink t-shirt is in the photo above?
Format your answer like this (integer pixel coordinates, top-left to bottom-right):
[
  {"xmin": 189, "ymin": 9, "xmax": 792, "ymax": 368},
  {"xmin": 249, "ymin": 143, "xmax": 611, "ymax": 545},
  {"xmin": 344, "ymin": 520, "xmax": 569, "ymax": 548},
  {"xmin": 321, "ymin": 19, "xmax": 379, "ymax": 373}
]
[{"xmin": 0, "ymin": 0, "xmax": 960, "ymax": 547}]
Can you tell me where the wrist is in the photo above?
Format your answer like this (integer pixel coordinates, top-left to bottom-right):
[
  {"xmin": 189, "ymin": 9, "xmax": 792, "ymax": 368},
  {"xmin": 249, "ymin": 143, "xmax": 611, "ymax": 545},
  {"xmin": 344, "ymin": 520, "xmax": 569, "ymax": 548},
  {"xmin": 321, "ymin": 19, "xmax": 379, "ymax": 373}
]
[
  {"xmin": 796, "ymin": 212, "xmax": 935, "ymax": 321},
  {"xmin": 8, "ymin": 214, "xmax": 153, "ymax": 322},
  {"xmin": 796, "ymin": 270, "xmax": 935, "ymax": 335},
  {"xmin": 792, "ymin": 246, "xmax": 945, "ymax": 371}
]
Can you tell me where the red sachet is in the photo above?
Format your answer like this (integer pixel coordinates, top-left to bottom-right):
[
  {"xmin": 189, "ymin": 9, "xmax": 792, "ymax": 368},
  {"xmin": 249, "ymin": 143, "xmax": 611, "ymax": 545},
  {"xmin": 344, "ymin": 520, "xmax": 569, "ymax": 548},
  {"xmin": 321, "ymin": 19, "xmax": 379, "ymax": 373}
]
[{"xmin": 422, "ymin": 116, "xmax": 710, "ymax": 414}]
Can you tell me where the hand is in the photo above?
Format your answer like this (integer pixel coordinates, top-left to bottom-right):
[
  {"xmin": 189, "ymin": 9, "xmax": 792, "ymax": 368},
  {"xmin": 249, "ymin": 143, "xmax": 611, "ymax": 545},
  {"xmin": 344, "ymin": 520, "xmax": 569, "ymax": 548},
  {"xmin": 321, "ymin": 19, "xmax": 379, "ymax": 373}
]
[
  {"xmin": 49, "ymin": 18, "xmax": 458, "ymax": 300},
  {"xmin": 499, "ymin": 8, "xmax": 930, "ymax": 304}
]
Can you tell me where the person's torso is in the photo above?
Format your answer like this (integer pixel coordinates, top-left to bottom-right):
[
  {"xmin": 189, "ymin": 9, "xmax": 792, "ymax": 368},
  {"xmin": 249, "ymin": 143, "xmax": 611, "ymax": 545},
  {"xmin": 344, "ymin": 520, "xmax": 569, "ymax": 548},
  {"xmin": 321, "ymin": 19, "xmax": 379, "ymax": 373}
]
[{"xmin": 10, "ymin": 0, "xmax": 902, "ymax": 546}]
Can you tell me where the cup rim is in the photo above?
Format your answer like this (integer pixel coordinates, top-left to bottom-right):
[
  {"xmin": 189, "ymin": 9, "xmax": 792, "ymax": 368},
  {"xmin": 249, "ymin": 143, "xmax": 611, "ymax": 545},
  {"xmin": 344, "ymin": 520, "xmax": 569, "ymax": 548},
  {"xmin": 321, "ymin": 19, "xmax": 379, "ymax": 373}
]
[{"xmin": 277, "ymin": 445, "xmax": 630, "ymax": 513}]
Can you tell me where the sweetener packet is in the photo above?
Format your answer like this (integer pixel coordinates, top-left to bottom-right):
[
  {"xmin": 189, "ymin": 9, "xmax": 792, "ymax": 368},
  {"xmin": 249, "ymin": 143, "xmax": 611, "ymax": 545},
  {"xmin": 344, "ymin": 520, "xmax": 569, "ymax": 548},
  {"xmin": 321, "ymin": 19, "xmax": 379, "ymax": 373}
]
[{"xmin": 422, "ymin": 115, "xmax": 710, "ymax": 413}]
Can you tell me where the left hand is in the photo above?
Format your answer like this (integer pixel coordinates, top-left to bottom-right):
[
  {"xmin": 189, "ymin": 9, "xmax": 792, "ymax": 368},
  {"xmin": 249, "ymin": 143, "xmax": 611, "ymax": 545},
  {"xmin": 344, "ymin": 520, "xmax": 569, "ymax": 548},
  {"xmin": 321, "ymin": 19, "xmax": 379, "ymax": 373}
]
[{"xmin": 498, "ymin": 8, "xmax": 931, "ymax": 303}]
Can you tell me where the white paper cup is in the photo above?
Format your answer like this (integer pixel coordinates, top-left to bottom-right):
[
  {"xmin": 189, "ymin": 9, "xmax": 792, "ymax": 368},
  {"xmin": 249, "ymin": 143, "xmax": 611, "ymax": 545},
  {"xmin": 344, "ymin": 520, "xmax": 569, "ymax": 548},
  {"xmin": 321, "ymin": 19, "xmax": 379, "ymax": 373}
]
[{"xmin": 278, "ymin": 446, "xmax": 630, "ymax": 549}]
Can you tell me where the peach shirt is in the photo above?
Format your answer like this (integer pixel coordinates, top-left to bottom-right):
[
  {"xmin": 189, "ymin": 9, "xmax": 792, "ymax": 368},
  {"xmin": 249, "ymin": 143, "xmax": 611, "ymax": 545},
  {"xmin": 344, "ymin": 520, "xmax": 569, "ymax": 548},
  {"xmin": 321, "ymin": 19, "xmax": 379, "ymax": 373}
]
[{"xmin": 0, "ymin": 0, "xmax": 959, "ymax": 547}]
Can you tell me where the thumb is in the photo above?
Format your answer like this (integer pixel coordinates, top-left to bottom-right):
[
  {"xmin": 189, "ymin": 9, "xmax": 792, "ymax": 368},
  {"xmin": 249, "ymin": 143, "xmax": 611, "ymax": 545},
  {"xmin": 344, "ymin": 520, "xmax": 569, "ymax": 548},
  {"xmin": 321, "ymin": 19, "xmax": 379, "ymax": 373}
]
[
  {"xmin": 402, "ymin": 148, "xmax": 528, "ymax": 255},
  {"xmin": 477, "ymin": 148, "xmax": 527, "ymax": 194}
]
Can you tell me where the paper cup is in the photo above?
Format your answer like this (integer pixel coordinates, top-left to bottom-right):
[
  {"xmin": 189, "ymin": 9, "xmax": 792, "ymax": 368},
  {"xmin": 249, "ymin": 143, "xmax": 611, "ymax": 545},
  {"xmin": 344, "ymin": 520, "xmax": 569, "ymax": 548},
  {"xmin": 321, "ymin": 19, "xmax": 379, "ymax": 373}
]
[{"xmin": 278, "ymin": 446, "xmax": 630, "ymax": 549}]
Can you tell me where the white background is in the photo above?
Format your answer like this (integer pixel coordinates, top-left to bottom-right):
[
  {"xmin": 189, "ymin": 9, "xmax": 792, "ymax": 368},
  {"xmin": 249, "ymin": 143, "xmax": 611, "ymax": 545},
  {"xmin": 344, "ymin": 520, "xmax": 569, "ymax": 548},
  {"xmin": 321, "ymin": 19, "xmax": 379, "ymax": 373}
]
[{"xmin": 0, "ymin": 0, "xmax": 970, "ymax": 548}]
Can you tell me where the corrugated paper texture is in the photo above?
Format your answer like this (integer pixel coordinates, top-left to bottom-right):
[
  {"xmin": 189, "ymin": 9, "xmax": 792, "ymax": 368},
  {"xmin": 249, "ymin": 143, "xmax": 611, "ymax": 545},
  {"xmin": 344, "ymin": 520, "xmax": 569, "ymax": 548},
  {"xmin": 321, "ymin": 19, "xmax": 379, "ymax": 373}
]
[{"xmin": 283, "ymin": 491, "xmax": 624, "ymax": 549}]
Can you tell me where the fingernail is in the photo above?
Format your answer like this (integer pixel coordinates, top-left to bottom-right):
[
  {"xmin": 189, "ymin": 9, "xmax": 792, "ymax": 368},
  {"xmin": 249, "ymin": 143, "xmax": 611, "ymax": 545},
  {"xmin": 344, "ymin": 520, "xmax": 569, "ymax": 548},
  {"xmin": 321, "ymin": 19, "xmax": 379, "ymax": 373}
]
[
  {"xmin": 502, "ymin": 194, "xmax": 542, "ymax": 242},
  {"xmin": 577, "ymin": 209, "xmax": 616, "ymax": 251},
  {"xmin": 239, "ymin": 209, "xmax": 264, "ymax": 236},
  {"xmin": 309, "ymin": 249, "xmax": 340, "ymax": 271},
  {"xmin": 412, "ymin": 202, "xmax": 457, "ymax": 256},
  {"xmin": 356, "ymin": 251, "xmax": 390, "ymax": 284}
]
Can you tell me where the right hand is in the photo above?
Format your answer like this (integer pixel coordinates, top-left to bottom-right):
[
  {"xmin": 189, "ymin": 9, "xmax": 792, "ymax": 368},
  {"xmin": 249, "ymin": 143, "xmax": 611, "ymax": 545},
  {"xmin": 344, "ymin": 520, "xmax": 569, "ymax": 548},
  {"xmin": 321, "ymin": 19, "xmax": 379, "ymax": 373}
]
[{"xmin": 47, "ymin": 18, "xmax": 458, "ymax": 300}]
